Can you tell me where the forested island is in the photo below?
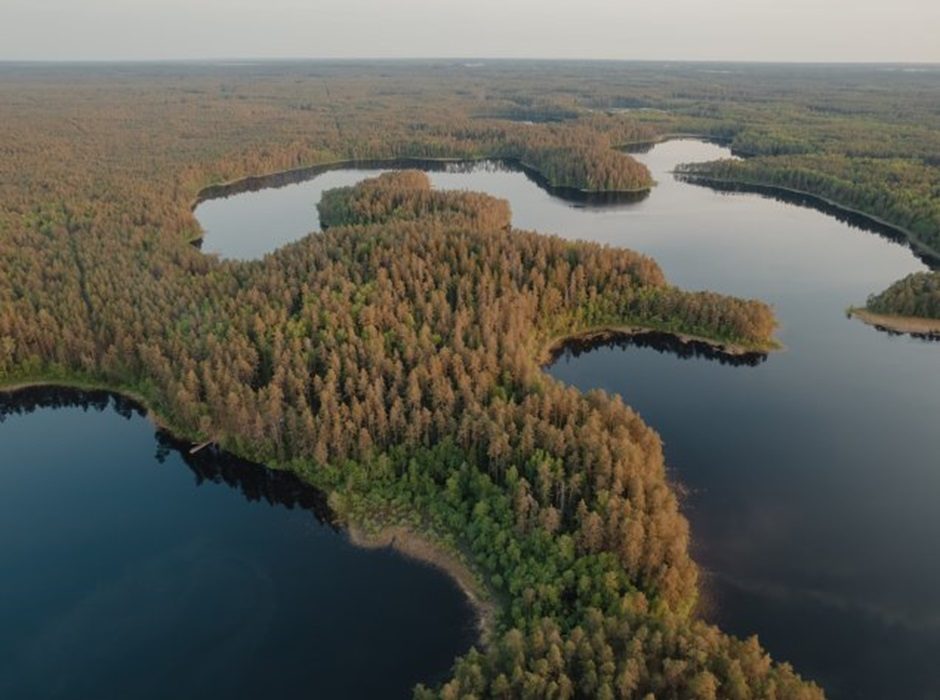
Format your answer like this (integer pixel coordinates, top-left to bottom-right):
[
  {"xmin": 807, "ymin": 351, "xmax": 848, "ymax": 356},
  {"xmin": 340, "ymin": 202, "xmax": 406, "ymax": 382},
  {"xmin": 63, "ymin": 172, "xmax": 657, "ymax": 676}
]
[{"xmin": 2, "ymin": 60, "xmax": 939, "ymax": 697}]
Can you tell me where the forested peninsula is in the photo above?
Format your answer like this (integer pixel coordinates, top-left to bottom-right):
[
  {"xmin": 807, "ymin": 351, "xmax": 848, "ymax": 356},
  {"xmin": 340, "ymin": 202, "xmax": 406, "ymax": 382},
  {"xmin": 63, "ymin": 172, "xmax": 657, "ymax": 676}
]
[
  {"xmin": 8, "ymin": 60, "xmax": 938, "ymax": 697},
  {"xmin": 849, "ymin": 272, "xmax": 940, "ymax": 336},
  {"xmin": 0, "ymin": 159, "xmax": 799, "ymax": 694}
]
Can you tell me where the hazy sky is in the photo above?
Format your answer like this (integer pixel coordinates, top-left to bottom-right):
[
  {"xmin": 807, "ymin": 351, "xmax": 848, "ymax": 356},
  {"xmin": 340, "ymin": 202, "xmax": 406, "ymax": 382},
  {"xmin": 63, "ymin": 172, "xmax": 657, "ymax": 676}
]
[{"xmin": 1, "ymin": 0, "xmax": 938, "ymax": 63}]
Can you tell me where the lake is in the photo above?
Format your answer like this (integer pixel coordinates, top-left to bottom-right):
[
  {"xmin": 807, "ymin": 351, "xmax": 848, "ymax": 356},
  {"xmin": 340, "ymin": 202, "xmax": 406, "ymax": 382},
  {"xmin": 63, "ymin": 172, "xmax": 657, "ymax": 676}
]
[
  {"xmin": 198, "ymin": 139, "xmax": 940, "ymax": 698},
  {"xmin": 0, "ymin": 387, "xmax": 477, "ymax": 699}
]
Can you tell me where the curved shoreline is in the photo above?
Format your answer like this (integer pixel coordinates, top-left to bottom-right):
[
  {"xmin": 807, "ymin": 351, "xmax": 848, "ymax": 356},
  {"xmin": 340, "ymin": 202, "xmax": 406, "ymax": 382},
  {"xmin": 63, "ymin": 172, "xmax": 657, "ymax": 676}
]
[
  {"xmin": 539, "ymin": 324, "xmax": 777, "ymax": 369},
  {"xmin": 0, "ymin": 317, "xmax": 769, "ymax": 654},
  {"xmin": 347, "ymin": 523, "xmax": 497, "ymax": 642},
  {"xmin": 190, "ymin": 154, "xmax": 652, "ymax": 217},
  {"xmin": 849, "ymin": 308, "xmax": 940, "ymax": 338},
  {"xmin": 617, "ymin": 132, "xmax": 731, "ymax": 154},
  {"xmin": 0, "ymin": 378, "xmax": 186, "ymax": 436},
  {"xmin": 0, "ymin": 376, "xmax": 497, "ymax": 641},
  {"xmin": 676, "ymin": 173, "xmax": 940, "ymax": 267},
  {"xmin": 615, "ymin": 134, "xmax": 940, "ymax": 270}
]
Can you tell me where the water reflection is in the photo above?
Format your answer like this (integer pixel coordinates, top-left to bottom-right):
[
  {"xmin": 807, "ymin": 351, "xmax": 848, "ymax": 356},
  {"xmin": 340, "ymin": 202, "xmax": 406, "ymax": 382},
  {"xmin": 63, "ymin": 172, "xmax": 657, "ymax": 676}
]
[
  {"xmin": 0, "ymin": 386, "xmax": 336, "ymax": 525},
  {"xmin": 155, "ymin": 433, "xmax": 337, "ymax": 527},
  {"xmin": 851, "ymin": 319, "xmax": 940, "ymax": 342},
  {"xmin": 706, "ymin": 570, "xmax": 940, "ymax": 700},
  {"xmin": 0, "ymin": 385, "xmax": 141, "ymax": 422},
  {"xmin": 0, "ymin": 386, "xmax": 477, "ymax": 699},
  {"xmin": 680, "ymin": 176, "xmax": 940, "ymax": 269},
  {"xmin": 193, "ymin": 156, "xmax": 648, "ymax": 225},
  {"xmin": 547, "ymin": 330, "xmax": 768, "ymax": 368},
  {"xmin": 620, "ymin": 136, "xmax": 730, "ymax": 156}
]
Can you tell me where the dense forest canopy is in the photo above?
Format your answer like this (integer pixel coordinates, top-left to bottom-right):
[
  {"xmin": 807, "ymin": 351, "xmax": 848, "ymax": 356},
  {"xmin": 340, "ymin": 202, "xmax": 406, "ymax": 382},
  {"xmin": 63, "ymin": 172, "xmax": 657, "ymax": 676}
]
[
  {"xmin": 3, "ymin": 59, "xmax": 939, "ymax": 697},
  {"xmin": 865, "ymin": 272, "xmax": 940, "ymax": 320},
  {"xmin": 2, "ymin": 60, "xmax": 936, "ymax": 322}
]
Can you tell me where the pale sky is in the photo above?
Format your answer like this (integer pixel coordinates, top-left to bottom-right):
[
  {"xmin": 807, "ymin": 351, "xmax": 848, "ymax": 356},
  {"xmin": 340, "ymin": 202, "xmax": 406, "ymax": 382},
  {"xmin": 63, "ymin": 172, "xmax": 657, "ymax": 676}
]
[{"xmin": 1, "ymin": 0, "xmax": 938, "ymax": 63}]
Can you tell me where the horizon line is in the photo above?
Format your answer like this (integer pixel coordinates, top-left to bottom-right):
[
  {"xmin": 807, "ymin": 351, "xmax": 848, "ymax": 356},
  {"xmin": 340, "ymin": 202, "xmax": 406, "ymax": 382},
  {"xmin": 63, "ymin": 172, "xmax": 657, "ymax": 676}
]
[{"xmin": 1, "ymin": 57, "xmax": 939, "ymax": 67}]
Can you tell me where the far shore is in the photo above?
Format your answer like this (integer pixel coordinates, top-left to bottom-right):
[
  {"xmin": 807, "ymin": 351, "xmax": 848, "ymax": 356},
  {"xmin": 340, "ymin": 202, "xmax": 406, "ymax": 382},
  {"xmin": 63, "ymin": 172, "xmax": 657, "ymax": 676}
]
[
  {"xmin": 190, "ymin": 153, "xmax": 652, "ymax": 216},
  {"xmin": 677, "ymin": 173, "xmax": 940, "ymax": 265},
  {"xmin": 617, "ymin": 132, "xmax": 729, "ymax": 152},
  {"xmin": 850, "ymin": 308, "xmax": 940, "ymax": 337}
]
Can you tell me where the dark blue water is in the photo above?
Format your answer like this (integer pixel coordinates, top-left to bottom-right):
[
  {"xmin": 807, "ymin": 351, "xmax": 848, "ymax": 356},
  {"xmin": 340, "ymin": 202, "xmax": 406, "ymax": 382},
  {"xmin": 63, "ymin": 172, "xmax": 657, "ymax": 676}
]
[
  {"xmin": 195, "ymin": 140, "xmax": 940, "ymax": 699},
  {"xmin": 0, "ymin": 388, "xmax": 476, "ymax": 699}
]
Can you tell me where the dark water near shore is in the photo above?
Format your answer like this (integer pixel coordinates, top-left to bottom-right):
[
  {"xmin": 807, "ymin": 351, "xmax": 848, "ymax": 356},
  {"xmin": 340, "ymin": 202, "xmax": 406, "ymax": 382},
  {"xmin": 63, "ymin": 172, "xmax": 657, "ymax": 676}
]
[
  {"xmin": 130, "ymin": 139, "xmax": 940, "ymax": 698},
  {"xmin": 0, "ymin": 387, "xmax": 476, "ymax": 699}
]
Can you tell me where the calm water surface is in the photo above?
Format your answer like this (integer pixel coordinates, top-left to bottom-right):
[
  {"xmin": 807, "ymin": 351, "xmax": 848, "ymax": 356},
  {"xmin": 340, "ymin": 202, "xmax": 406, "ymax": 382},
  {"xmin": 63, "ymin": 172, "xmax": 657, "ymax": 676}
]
[
  {"xmin": 0, "ymin": 388, "xmax": 476, "ymax": 699},
  {"xmin": 185, "ymin": 140, "xmax": 940, "ymax": 698}
]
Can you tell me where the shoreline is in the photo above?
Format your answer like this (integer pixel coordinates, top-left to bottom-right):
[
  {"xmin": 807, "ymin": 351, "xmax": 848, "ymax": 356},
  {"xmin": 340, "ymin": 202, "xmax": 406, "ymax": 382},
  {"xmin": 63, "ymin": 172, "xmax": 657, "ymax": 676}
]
[
  {"xmin": 0, "ymin": 376, "xmax": 496, "ymax": 642},
  {"xmin": 0, "ymin": 377, "xmax": 186, "ymax": 437},
  {"xmin": 677, "ymin": 173, "xmax": 940, "ymax": 266},
  {"xmin": 617, "ymin": 134, "xmax": 940, "ymax": 270},
  {"xmin": 538, "ymin": 324, "xmax": 777, "ymax": 368},
  {"xmin": 849, "ymin": 308, "xmax": 940, "ymax": 337},
  {"xmin": 347, "ymin": 523, "xmax": 497, "ymax": 641},
  {"xmin": 0, "ymin": 317, "xmax": 778, "ymax": 663},
  {"xmin": 190, "ymin": 155, "xmax": 490, "ymax": 210},
  {"xmin": 617, "ymin": 132, "xmax": 730, "ymax": 153},
  {"xmin": 190, "ymin": 154, "xmax": 652, "ymax": 216}
]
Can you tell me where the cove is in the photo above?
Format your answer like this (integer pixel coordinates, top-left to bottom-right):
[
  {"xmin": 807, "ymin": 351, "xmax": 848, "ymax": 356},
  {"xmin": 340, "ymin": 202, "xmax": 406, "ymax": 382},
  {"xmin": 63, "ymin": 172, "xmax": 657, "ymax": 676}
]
[
  {"xmin": 193, "ymin": 158, "xmax": 646, "ymax": 261},
  {"xmin": 0, "ymin": 387, "xmax": 476, "ymax": 699},
  {"xmin": 195, "ymin": 139, "xmax": 940, "ymax": 699}
]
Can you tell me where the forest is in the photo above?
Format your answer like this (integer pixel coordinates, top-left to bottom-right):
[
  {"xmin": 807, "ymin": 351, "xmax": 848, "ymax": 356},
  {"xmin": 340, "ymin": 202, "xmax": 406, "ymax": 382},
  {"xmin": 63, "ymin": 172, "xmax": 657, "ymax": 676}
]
[
  {"xmin": 865, "ymin": 272, "xmax": 940, "ymax": 320},
  {"xmin": 0, "ymin": 162, "xmax": 800, "ymax": 696},
  {"xmin": 3, "ymin": 60, "xmax": 939, "ymax": 697},
  {"xmin": 634, "ymin": 64, "xmax": 940, "ymax": 324}
]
